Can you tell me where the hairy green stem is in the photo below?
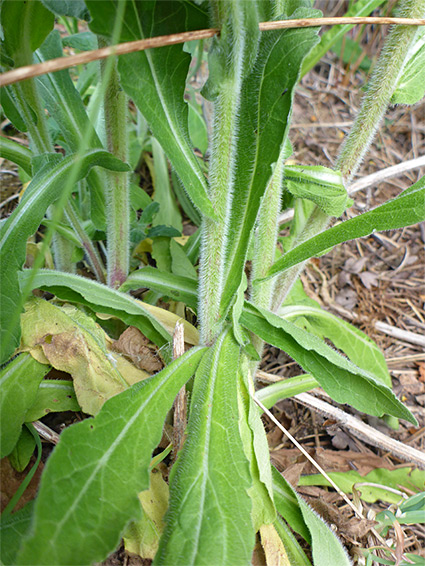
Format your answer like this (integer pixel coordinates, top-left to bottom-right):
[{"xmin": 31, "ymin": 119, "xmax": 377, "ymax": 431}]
[
  {"xmin": 199, "ymin": 3, "xmax": 253, "ymax": 345},
  {"xmin": 99, "ymin": 38, "xmax": 130, "ymax": 289},
  {"xmin": 272, "ymin": 0, "xmax": 425, "ymax": 311},
  {"xmin": 337, "ymin": 0, "xmax": 425, "ymax": 182}
]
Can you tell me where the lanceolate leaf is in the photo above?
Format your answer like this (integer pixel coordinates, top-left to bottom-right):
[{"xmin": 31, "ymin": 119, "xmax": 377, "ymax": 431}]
[
  {"xmin": 274, "ymin": 471, "xmax": 352, "ymax": 566},
  {"xmin": 19, "ymin": 270, "xmax": 172, "ymax": 347},
  {"xmin": 0, "ymin": 150, "xmax": 129, "ymax": 364},
  {"xmin": 241, "ymin": 304, "xmax": 416, "ymax": 424},
  {"xmin": 266, "ymin": 176, "xmax": 425, "ymax": 279},
  {"xmin": 0, "ymin": 353, "xmax": 50, "ymax": 458},
  {"xmin": 17, "ymin": 347, "xmax": 207, "ymax": 566},
  {"xmin": 219, "ymin": 9, "xmax": 321, "ymax": 317},
  {"xmin": 155, "ymin": 330, "xmax": 254, "ymax": 565},
  {"xmin": 279, "ymin": 304, "xmax": 391, "ymax": 387},
  {"xmin": 35, "ymin": 31, "xmax": 103, "ymax": 152},
  {"xmin": 86, "ymin": 0, "xmax": 215, "ymax": 220},
  {"xmin": 272, "ymin": 467, "xmax": 310, "ymax": 542}
]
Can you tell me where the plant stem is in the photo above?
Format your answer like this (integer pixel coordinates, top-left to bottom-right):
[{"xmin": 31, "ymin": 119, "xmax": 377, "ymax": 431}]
[
  {"xmin": 99, "ymin": 38, "xmax": 130, "ymax": 289},
  {"xmin": 64, "ymin": 200, "xmax": 106, "ymax": 284},
  {"xmin": 272, "ymin": 0, "xmax": 425, "ymax": 311},
  {"xmin": 199, "ymin": 3, "xmax": 254, "ymax": 345},
  {"xmin": 337, "ymin": 0, "xmax": 425, "ymax": 182}
]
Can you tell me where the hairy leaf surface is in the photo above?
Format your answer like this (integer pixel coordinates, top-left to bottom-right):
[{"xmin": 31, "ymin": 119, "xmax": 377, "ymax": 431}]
[
  {"xmin": 220, "ymin": 8, "xmax": 321, "ymax": 316},
  {"xmin": 279, "ymin": 304, "xmax": 391, "ymax": 387},
  {"xmin": 155, "ymin": 330, "xmax": 254, "ymax": 565},
  {"xmin": 284, "ymin": 165, "xmax": 350, "ymax": 217},
  {"xmin": 17, "ymin": 347, "xmax": 207, "ymax": 566},
  {"xmin": 274, "ymin": 471, "xmax": 352, "ymax": 566},
  {"xmin": 241, "ymin": 304, "xmax": 416, "ymax": 423}
]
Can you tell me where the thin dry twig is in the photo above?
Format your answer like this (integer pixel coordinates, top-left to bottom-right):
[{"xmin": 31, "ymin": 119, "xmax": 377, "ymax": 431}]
[
  {"xmin": 292, "ymin": 392, "xmax": 425, "ymax": 470},
  {"xmin": 252, "ymin": 393, "xmax": 366, "ymax": 519},
  {"xmin": 32, "ymin": 420, "xmax": 61, "ymax": 445},
  {"xmin": 1, "ymin": 17, "xmax": 425, "ymax": 87},
  {"xmin": 374, "ymin": 321, "xmax": 425, "ymax": 348},
  {"xmin": 252, "ymin": 394, "xmax": 406, "ymax": 560}
]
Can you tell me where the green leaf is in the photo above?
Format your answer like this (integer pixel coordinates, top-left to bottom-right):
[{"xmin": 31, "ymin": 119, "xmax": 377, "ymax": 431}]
[
  {"xmin": 299, "ymin": 467, "xmax": 425, "ymax": 505},
  {"xmin": 120, "ymin": 267, "xmax": 198, "ymax": 311},
  {"xmin": 24, "ymin": 380, "xmax": 80, "ymax": 422},
  {"xmin": 16, "ymin": 347, "xmax": 207, "ymax": 566},
  {"xmin": 273, "ymin": 517, "xmax": 312, "ymax": 566},
  {"xmin": 284, "ymin": 477, "xmax": 352, "ymax": 566},
  {"xmin": 87, "ymin": 0, "xmax": 215, "ymax": 220},
  {"xmin": 150, "ymin": 138, "xmax": 183, "ymax": 232},
  {"xmin": 19, "ymin": 270, "xmax": 172, "ymax": 348},
  {"xmin": 155, "ymin": 330, "xmax": 254, "ymax": 565},
  {"xmin": 8, "ymin": 425, "xmax": 37, "ymax": 473},
  {"xmin": 0, "ymin": 150, "xmax": 129, "ymax": 364},
  {"xmin": 170, "ymin": 239, "xmax": 197, "ymax": 280},
  {"xmin": 284, "ymin": 165, "xmax": 351, "ymax": 217},
  {"xmin": 238, "ymin": 366, "xmax": 276, "ymax": 531},
  {"xmin": 219, "ymin": 9, "xmax": 321, "ymax": 316},
  {"xmin": 272, "ymin": 467, "xmax": 311, "ymax": 542},
  {"xmin": 266, "ymin": 176, "xmax": 425, "ymax": 279},
  {"xmin": 241, "ymin": 304, "xmax": 416, "ymax": 424},
  {"xmin": 40, "ymin": 0, "xmax": 90, "ymax": 20},
  {"xmin": 300, "ymin": 0, "xmax": 386, "ymax": 77},
  {"xmin": 1, "ymin": 0, "xmax": 54, "ymax": 60},
  {"xmin": 0, "ymin": 353, "xmax": 49, "ymax": 458},
  {"xmin": 0, "ymin": 502, "xmax": 35, "ymax": 566},
  {"xmin": 392, "ymin": 27, "xmax": 425, "ymax": 105},
  {"xmin": 0, "ymin": 136, "xmax": 33, "ymax": 176},
  {"xmin": 0, "ymin": 87, "xmax": 29, "ymax": 132},
  {"xmin": 279, "ymin": 304, "xmax": 391, "ymax": 387}
]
